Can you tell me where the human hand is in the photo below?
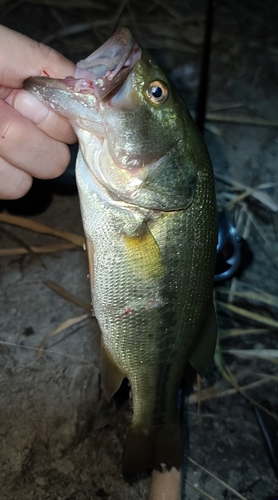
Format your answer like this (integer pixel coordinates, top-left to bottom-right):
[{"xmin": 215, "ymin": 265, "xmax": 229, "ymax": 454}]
[{"xmin": 0, "ymin": 25, "xmax": 77, "ymax": 200}]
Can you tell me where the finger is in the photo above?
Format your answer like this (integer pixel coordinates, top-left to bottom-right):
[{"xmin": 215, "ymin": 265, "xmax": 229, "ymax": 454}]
[
  {"xmin": 0, "ymin": 100, "xmax": 71, "ymax": 179},
  {"xmin": 11, "ymin": 90, "xmax": 77, "ymax": 144},
  {"xmin": 0, "ymin": 158, "xmax": 33, "ymax": 200},
  {"xmin": 0, "ymin": 25, "xmax": 76, "ymax": 88}
]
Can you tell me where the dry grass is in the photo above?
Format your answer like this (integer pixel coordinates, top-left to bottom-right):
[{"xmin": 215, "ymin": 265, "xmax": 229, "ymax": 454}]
[
  {"xmin": 37, "ymin": 313, "xmax": 90, "ymax": 355},
  {"xmin": 0, "ymin": 213, "xmax": 84, "ymax": 246},
  {"xmin": 0, "ymin": 339, "xmax": 98, "ymax": 368},
  {"xmin": 186, "ymin": 457, "xmax": 248, "ymax": 500},
  {"xmin": 44, "ymin": 280, "xmax": 92, "ymax": 312}
]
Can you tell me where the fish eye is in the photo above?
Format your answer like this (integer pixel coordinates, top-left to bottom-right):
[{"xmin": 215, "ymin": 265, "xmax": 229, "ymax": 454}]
[{"xmin": 146, "ymin": 80, "xmax": 168, "ymax": 104}]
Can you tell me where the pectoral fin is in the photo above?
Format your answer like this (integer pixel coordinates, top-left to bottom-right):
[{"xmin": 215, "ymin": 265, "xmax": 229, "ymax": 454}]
[
  {"xmin": 188, "ymin": 303, "xmax": 217, "ymax": 377},
  {"xmin": 124, "ymin": 222, "xmax": 164, "ymax": 279},
  {"xmin": 101, "ymin": 343, "xmax": 125, "ymax": 401}
]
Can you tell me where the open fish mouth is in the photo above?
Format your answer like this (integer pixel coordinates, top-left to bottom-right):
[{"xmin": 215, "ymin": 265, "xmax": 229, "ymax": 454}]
[
  {"xmin": 74, "ymin": 27, "xmax": 141, "ymax": 98},
  {"xmin": 24, "ymin": 27, "xmax": 141, "ymax": 101}
]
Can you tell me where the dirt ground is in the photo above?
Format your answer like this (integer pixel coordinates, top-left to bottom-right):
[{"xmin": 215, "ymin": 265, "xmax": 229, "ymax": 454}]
[{"xmin": 0, "ymin": 1, "xmax": 278, "ymax": 499}]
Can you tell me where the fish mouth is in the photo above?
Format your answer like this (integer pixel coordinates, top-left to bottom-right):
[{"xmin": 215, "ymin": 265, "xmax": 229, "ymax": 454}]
[
  {"xmin": 24, "ymin": 27, "xmax": 141, "ymax": 102},
  {"xmin": 75, "ymin": 27, "xmax": 141, "ymax": 98}
]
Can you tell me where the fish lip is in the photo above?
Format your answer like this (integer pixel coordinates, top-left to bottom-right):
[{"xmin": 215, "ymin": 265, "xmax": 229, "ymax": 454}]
[
  {"xmin": 24, "ymin": 27, "xmax": 141, "ymax": 101},
  {"xmin": 75, "ymin": 27, "xmax": 141, "ymax": 97}
]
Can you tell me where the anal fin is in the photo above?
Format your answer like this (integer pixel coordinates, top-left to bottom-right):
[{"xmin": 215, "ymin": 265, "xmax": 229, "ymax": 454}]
[{"xmin": 101, "ymin": 343, "xmax": 125, "ymax": 401}]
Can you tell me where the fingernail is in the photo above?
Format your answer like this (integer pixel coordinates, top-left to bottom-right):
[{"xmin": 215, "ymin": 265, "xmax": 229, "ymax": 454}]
[{"xmin": 13, "ymin": 90, "xmax": 50, "ymax": 124}]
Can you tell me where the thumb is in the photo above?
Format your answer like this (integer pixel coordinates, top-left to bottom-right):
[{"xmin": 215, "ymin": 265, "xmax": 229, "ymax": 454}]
[
  {"xmin": 8, "ymin": 89, "xmax": 51, "ymax": 124},
  {"xmin": 11, "ymin": 89, "xmax": 76, "ymax": 144}
]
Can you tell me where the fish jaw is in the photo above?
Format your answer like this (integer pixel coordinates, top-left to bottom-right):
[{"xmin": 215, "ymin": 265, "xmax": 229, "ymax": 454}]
[
  {"xmin": 75, "ymin": 26, "xmax": 141, "ymax": 99},
  {"xmin": 23, "ymin": 27, "xmax": 141, "ymax": 131},
  {"xmin": 24, "ymin": 76, "xmax": 104, "ymax": 134}
]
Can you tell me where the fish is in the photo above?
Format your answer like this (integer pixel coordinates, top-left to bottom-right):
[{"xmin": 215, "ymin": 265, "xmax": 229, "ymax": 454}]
[{"xmin": 24, "ymin": 27, "xmax": 218, "ymax": 482}]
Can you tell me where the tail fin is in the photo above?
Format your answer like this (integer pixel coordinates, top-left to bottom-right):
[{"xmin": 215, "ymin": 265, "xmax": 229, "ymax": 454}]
[{"xmin": 122, "ymin": 416, "xmax": 183, "ymax": 483}]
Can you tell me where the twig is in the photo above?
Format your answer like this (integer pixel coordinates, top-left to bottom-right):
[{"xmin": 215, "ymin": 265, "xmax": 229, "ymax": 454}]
[
  {"xmin": 214, "ymin": 349, "xmax": 278, "ymax": 422},
  {"xmin": 224, "ymin": 349, "xmax": 278, "ymax": 361},
  {"xmin": 0, "ymin": 213, "xmax": 84, "ymax": 247},
  {"xmin": 0, "ymin": 225, "xmax": 45, "ymax": 266},
  {"xmin": 44, "ymin": 280, "xmax": 92, "ymax": 312},
  {"xmin": 219, "ymin": 327, "xmax": 268, "ymax": 339},
  {"xmin": 185, "ymin": 480, "xmax": 217, "ymax": 500},
  {"xmin": 188, "ymin": 376, "xmax": 274, "ymax": 404},
  {"xmin": 187, "ymin": 457, "xmax": 248, "ymax": 500},
  {"xmin": 216, "ymin": 287, "xmax": 278, "ymax": 308},
  {"xmin": 217, "ymin": 301, "xmax": 278, "ymax": 328},
  {"xmin": 0, "ymin": 340, "xmax": 98, "ymax": 369},
  {"xmin": 37, "ymin": 314, "xmax": 89, "ymax": 356},
  {"xmin": 206, "ymin": 112, "xmax": 278, "ymax": 128},
  {"xmin": 0, "ymin": 242, "xmax": 77, "ymax": 256},
  {"xmin": 215, "ymin": 175, "xmax": 278, "ymax": 212}
]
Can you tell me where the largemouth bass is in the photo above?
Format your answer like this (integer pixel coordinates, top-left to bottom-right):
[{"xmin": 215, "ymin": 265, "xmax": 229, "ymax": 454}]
[{"xmin": 24, "ymin": 27, "xmax": 217, "ymax": 481}]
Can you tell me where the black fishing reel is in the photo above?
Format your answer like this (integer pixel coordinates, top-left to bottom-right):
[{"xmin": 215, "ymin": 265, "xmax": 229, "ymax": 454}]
[{"xmin": 214, "ymin": 210, "xmax": 253, "ymax": 282}]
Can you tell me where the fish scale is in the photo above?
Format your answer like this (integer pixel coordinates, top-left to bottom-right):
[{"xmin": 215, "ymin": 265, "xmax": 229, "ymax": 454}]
[
  {"xmin": 80, "ymin": 159, "xmax": 216, "ymax": 479},
  {"xmin": 24, "ymin": 26, "xmax": 217, "ymax": 482}
]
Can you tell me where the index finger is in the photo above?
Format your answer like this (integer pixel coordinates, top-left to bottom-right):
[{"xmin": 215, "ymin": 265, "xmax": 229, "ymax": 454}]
[{"xmin": 0, "ymin": 25, "xmax": 76, "ymax": 88}]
